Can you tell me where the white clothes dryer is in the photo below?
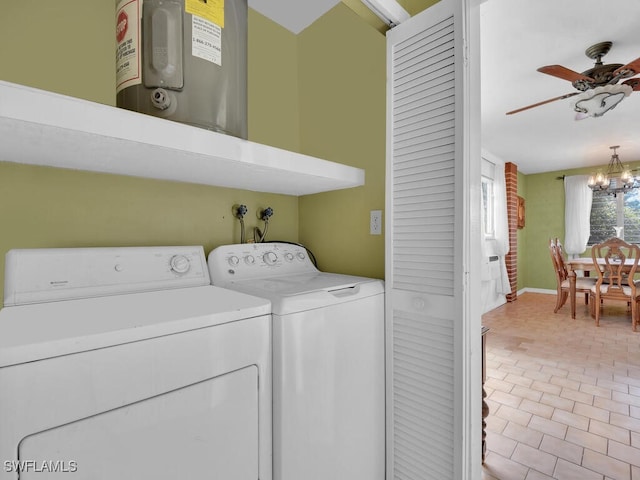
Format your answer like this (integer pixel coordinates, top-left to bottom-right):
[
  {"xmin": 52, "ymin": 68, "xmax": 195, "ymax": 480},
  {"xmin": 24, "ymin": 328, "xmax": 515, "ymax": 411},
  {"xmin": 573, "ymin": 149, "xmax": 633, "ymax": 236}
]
[
  {"xmin": 208, "ymin": 242, "xmax": 385, "ymax": 480},
  {"xmin": 0, "ymin": 246, "xmax": 271, "ymax": 480}
]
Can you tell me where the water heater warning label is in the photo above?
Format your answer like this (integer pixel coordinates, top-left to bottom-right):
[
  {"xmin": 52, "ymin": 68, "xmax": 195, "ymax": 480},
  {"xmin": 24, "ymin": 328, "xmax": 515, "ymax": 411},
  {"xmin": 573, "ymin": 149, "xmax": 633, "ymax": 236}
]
[
  {"xmin": 186, "ymin": 0, "xmax": 224, "ymax": 28},
  {"xmin": 192, "ymin": 16, "xmax": 222, "ymax": 66},
  {"xmin": 116, "ymin": 0, "xmax": 142, "ymax": 93}
]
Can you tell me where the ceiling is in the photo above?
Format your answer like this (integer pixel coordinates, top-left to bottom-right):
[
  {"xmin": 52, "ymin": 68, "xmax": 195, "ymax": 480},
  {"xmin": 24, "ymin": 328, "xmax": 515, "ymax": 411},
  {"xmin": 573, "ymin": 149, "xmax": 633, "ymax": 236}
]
[
  {"xmin": 481, "ymin": 0, "xmax": 640, "ymax": 174},
  {"xmin": 251, "ymin": 0, "xmax": 640, "ymax": 175}
]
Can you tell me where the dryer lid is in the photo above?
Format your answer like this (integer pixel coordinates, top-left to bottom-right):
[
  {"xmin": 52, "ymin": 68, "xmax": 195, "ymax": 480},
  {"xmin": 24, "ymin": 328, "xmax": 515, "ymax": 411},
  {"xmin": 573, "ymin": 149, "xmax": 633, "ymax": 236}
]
[{"xmin": 0, "ymin": 285, "xmax": 270, "ymax": 367}]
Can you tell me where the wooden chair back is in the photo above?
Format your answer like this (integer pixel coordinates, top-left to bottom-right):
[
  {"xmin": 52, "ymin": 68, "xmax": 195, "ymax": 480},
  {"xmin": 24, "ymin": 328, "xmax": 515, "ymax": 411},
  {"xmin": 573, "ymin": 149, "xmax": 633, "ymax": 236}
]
[
  {"xmin": 555, "ymin": 238, "xmax": 569, "ymax": 280},
  {"xmin": 549, "ymin": 238, "xmax": 567, "ymax": 284},
  {"xmin": 591, "ymin": 237, "xmax": 640, "ymax": 300}
]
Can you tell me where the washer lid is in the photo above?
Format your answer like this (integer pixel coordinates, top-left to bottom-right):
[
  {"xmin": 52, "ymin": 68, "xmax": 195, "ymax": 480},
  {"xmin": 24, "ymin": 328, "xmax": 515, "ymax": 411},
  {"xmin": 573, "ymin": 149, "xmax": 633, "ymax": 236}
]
[
  {"xmin": 0, "ymin": 285, "xmax": 270, "ymax": 367},
  {"xmin": 221, "ymin": 272, "xmax": 384, "ymax": 315}
]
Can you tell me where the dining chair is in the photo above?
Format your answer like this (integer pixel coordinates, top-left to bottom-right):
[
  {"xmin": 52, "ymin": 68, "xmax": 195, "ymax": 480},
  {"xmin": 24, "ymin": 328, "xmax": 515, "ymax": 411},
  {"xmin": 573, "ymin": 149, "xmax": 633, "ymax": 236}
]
[
  {"xmin": 549, "ymin": 238, "xmax": 595, "ymax": 313},
  {"xmin": 590, "ymin": 237, "xmax": 640, "ymax": 331}
]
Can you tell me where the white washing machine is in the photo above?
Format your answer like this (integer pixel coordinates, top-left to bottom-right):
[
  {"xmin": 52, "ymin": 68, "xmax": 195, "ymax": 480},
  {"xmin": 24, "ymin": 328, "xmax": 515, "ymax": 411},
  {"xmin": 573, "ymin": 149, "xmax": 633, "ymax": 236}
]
[
  {"xmin": 0, "ymin": 246, "xmax": 271, "ymax": 480},
  {"xmin": 208, "ymin": 242, "xmax": 385, "ymax": 480}
]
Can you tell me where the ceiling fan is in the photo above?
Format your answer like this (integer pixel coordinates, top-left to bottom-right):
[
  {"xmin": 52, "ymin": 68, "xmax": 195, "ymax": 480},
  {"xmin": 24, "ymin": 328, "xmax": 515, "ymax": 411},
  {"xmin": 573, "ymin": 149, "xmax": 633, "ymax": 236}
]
[{"xmin": 506, "ymin": 41, "xmax": 640, "ymax": 116}]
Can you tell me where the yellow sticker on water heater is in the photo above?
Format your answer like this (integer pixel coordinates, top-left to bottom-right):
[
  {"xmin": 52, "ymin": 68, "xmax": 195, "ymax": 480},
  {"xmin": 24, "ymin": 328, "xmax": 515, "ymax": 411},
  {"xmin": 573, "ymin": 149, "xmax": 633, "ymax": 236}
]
[{"xmin": 186, "ymin": 0, "xmax": 224, "ymax": 28}]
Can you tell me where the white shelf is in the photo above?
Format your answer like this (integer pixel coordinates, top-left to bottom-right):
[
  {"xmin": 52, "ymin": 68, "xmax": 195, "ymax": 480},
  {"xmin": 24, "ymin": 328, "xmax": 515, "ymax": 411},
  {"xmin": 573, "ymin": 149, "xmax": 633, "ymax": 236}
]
[{"xmin": 0, "ymin": 81, "xmax": 364, "ymax": 196}]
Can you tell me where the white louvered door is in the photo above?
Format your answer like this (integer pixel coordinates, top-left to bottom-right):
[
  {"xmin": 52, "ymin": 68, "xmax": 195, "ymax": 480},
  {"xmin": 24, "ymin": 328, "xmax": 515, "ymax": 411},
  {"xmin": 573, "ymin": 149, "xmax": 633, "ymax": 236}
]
[{"xmin": 385, "ymin": 0, "xmax": 481, "ymax": 479}]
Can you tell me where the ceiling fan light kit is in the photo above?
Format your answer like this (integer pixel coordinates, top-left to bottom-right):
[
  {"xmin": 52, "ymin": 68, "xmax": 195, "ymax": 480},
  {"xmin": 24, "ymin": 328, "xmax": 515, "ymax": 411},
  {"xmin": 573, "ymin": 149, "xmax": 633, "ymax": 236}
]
[
  {"xmin": 571, "ymin": 84, "xmax": 633, "ymax": 118},
  {"xmin": 506, "ymin": 41, "xmax": 640, "ymax": 116},
  {"xmin": 588, "ymin": 146, "xmax": 638, "ymax": 197}
]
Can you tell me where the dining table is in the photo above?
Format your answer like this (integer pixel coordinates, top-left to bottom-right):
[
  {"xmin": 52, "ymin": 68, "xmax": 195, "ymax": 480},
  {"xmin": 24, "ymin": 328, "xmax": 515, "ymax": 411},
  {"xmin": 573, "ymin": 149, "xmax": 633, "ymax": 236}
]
[{"xmin": 566, "ymin": 257, "xmax": 637, "ymax": 319}]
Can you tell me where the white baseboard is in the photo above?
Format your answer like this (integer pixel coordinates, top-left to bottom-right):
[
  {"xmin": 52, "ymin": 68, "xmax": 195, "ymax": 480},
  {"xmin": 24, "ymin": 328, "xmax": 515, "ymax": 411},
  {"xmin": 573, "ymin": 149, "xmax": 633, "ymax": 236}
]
[{"xmin": 518, "ymin": 288, "xmax": 555, "ymax": 295}]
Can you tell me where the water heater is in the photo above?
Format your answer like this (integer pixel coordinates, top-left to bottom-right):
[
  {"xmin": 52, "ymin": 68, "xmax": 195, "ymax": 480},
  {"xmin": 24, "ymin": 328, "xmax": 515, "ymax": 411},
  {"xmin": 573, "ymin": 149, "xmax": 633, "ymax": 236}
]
[{"xmin": 115, "ymin": 0, "xmax": 247, "ymax": 138}]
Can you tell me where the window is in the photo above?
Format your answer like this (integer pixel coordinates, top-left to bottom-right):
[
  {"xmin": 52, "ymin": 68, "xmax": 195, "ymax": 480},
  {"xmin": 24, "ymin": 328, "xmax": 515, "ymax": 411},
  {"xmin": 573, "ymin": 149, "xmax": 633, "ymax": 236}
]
[
  {"xmin": 481, "ymin": 176, "xmax": 495, "ymax": 238},
  {"xmin": 589, "ymin": 189, "xmax": 640, "ymax": 244}
]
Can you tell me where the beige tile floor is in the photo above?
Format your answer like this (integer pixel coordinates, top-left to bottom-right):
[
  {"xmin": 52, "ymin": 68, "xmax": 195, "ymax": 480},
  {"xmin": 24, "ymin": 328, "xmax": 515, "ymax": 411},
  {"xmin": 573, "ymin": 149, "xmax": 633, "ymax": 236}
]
[{"xmin": 481, "ymin": 292, "xmax": 640, "ymax": 480}]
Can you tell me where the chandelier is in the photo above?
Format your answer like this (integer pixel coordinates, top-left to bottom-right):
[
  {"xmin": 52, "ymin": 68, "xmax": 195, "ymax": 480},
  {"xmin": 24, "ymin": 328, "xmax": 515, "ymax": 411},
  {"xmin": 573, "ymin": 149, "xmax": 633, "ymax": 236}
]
[{"xmin": 588, "ymin": 146, "xmax": 638, "ymax": 196}]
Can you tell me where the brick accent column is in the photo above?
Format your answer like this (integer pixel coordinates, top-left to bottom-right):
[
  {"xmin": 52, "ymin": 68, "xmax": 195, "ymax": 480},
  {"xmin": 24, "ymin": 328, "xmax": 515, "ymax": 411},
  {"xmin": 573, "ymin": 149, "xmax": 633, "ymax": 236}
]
[{"xmin": 505, "ymin": 162, "xmax": 518, "ymax": 302}]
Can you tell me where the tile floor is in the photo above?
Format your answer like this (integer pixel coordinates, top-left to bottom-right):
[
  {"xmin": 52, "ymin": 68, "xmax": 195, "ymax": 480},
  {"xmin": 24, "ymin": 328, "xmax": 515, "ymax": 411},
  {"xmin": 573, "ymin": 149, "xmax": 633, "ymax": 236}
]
[{"xmin": 481, "ymin": 292, "xmax": 640, "ymax": 480}]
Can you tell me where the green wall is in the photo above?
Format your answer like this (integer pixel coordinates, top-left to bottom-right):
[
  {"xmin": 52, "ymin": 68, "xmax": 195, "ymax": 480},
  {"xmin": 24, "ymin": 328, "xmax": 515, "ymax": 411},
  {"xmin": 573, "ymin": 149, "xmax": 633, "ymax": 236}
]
[
  {"xmin": 0, "ymin": 1, "xmax": 115, "ymax": 106},
  {"xmin": 520, "ymin": 161, "xmax": 640, "ymax": 290},
  {"xmin": 520, "ymin": 170, "xmax": 565, "ymax": 290},
  {"xmin": 297, "ymin": 4, "xmax": 386, "ymax": 278},
  {"xmin": 0, "ymin": 3, "xmax": 302, "ymax": 306},
  {"xmin": 0, "ymin": 163, "xmax": 298, "ymax": 253},
  {"xmin": 248, "ymin": 10, "xmax": 300, "ymax": 152},
  {"xmin": 0, "ymin": 1, "xmax": 388, "ymax": 305}
]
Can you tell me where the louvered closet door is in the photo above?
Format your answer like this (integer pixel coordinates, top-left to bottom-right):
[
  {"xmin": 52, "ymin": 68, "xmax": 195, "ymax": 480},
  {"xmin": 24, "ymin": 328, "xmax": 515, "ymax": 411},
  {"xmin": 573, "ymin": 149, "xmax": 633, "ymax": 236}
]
[{"xmin": 385, "ymin": 0, "xmax": 481, "ymax": 479}]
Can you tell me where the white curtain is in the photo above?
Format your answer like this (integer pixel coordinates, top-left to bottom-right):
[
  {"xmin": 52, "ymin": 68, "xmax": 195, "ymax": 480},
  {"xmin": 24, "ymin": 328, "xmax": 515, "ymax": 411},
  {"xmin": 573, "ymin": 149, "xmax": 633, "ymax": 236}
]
[{"xmin": 564, "ymin": 175, "xmax": 593, "ymax": 255}]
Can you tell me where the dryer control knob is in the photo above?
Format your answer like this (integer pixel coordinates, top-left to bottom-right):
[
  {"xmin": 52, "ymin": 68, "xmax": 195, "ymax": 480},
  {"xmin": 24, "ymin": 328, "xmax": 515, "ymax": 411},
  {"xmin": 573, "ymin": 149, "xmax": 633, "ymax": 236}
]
[
  {"xmin": 170, "ymin": 255, "xmax": 191, "ymax": 274},
  {"xmin": 284, "ymin": 253, "xmax": 294, "ymax": 262},
  {"xmin": 228, "ymin": 256, "xmax": 240, "ymax": 266},
  {"xmin": 245, "ymin": 255, "xmax": 256, "ymax": 265},
  {"xmin": 297, "ymin": 251, "xmax": 306, "ymax": 261},
  {"xmin": 263, "ymin": 251, "xmax": 278, "ymax": 266}
]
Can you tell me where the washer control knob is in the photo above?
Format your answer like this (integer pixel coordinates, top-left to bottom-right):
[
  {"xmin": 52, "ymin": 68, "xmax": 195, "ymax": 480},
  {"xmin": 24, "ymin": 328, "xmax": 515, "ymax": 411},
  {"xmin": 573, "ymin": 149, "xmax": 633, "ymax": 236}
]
[
  {"xmin": 170, "ymin": 255, "xmax": 190, "ymax": 274},
  {"xmin": 228, "ymin": 256, "xmax": 240, "ymax": 266},
  {"xmin": 245, "ymin": 255, "xmax": 255, "ymax": 265},
  {"xmin": 284, "ymin": 252, "xmax": 294, "ymax": 262},
  {"xmin": 297, "ymin": 251, "xmax": 306, "ymax": 261},
  {"xmin": 263, "ymin": 251, "xmax": 278, "ymax": 266},
  {"xmin": 114, "ymin": 264, "xmax": 124, "ymax": 272}
]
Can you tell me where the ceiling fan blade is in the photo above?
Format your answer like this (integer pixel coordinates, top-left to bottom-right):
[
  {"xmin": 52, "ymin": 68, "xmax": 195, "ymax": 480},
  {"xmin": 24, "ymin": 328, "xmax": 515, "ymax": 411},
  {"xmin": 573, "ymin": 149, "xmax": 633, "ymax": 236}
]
[
  {"xmin": 506, "ymin": 92, "xmax": 580, "ymax": 115},
  {"xmin": 623, "ymin": 78, "xmax": 640, "ymax": 91},
  {"xmin": 613, "ymin": 57, "xmax": 640, "ymax": 77},
  {"xmin": 537, "ymin": 65, "xmax": 595, "ymax": 83}
]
